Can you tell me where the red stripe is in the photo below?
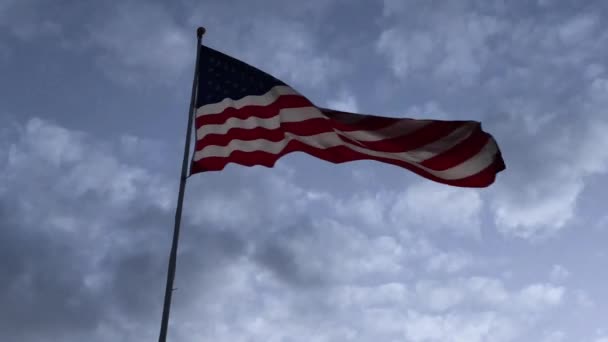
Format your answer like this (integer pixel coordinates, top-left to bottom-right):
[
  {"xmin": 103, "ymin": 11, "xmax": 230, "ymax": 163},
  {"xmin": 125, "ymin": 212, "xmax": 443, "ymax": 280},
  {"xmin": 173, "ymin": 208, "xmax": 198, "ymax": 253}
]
[
  {"xmin": 322, "ymin": 110, "xmax": 404, "ymax": 131},
  {"xmin": 330, "ymin": 116, "xmax": 404, "ymax": 132},
  {"xmin": 190, "ymin": 140, "xmax": 504, "ymax": 187},
  {"xmin": 195, "ymin": 117, "xmax": 334, "ymax": 151},
  {"xmin": 420, "ymin": 124, "xmax": 490, "ymax": 171},
  {"xmin": 348, "ymin": 120, "xmax": 462, "ymax": 153}
]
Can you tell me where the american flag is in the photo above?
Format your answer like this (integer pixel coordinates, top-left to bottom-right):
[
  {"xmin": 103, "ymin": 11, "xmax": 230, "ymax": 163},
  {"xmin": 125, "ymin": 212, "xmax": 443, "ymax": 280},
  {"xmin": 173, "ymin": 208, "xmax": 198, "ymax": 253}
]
[{"xmin": 191, "ymin": 46, "xmax": 505, "ymax": 187}]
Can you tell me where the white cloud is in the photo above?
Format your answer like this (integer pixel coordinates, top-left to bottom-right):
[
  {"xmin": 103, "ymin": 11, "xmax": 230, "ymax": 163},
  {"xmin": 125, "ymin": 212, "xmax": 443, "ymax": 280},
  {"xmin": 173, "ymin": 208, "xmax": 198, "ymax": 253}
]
[
  {"xmin": 332, "ymin": 180, "xmax": 483, "ymax": 239},
  {"xmin": 334, "ymin": 191, "xmax": 393, "ymax": 229},
  {"xmin": 88, "ymin": 2, "xmax": 191, "ymax": 85},
  {"xmin": 172, "ymin": 267, "xmax": 566, "ymax": 342},
  {"xmin": 246, "ymin": 23, "xmax": 342, "ymax": 89},
  {"xmin": 326, "ymin": 91, "xmax": 359, "ymax": 112},
  {"xmin": 493, "ymin": 178, "xmax": 582, "ymax": 239},
  {"xmin": 574, "ymin": 290, "xmax": 594, "ymax": 309},
  {"xmin": 414, "ymin": 277, "xmax": 564, "ymax": 314},
  {"xmin": 0, "ymin": 0, "xmax": 64, "ymax": 41},
  {"xmin": 377, "ymin": 29, "xmax": 435, "ymax": 78},
  {"xmin": 391, "ymin": 181, "xmax": 483, "ymax": 237},
  {"xmin": 186, "ymin": 3, "xmax": 344, "ymax": 90},
  {"xmin": 376, "ymin": 4, "xmax": 504, "ymax": 85},
  {"xmin": 426, "ymin": 250, "xmax": 474, "ymax": 274},
  {"xmin": 594, "ymin": 215, "xmax": 608, "ymax": 231},
  {"xmin": 542, "ymin": 330, "xmax": 566, "ymax": 342},
  {"xmin": 329, "ymin": 282, "xmax": 409, "ymax": 310},
  {"xmin": 404, "ymin": 311, "xmax": 519, "ymax": 342},
  {"xmin": 405, "ymin": 101, "xmax": 449, "ymax": 120},
  {"xmin": 517, "ymin": 284, "xmax": 564, "ymax": 311},
  {"xmin": 8, "ymin": 118, "xmax": 85, "ymax": 167},
  {"xmin": 415, "ymin": 281, "xmax": 465, "ymax": 312},
  {"xmin": 558, "ymin": 13, "xmax": 598, "ymax": 45},
  {"xmin": 501, "ymin": 99, "xmax": 557, "ymax": 135},
  {"xmin": 302, "ymin": 219, "xmax": 406, "ymax": 282},
  {"xmin": 3, "ymin": 117, "xmax": 174, "ymax": 221},
  {"xmin": 491, "ymin": 79, "xmax": 608, "ymax": 239},
  {"xmin": 549, "ymin": 265, "xmax": 570, "ymax": 282}
]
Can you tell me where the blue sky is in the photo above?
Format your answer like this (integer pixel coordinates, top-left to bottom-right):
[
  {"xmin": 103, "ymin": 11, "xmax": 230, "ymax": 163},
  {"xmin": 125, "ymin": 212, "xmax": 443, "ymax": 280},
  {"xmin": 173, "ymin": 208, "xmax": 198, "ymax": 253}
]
[{"xmin": 2, "ymin": 0, "xmax": 608, "ymax": 341}]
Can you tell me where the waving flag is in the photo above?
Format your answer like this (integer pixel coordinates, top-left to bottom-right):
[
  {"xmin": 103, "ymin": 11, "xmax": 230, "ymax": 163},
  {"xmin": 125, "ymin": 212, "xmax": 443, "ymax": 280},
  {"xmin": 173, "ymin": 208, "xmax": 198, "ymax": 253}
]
[{"xmin": 191, "ymin": 46, "xmax": 505, "ymax": 187}]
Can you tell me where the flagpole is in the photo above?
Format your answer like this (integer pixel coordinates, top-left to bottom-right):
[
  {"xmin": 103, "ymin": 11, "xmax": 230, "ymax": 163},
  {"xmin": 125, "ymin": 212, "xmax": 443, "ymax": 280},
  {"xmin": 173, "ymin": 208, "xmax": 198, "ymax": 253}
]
[{"xmin": 158, "ymin": 26, "xmax": 206, "ymax": 342}]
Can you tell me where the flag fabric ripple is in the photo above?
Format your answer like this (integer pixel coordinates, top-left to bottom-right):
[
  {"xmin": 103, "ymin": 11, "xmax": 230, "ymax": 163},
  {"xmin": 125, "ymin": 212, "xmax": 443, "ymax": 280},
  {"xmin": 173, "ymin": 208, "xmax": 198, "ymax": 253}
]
[{"xmin": 191, "ymin": 46, "xmax": 505, "ymax": 188}]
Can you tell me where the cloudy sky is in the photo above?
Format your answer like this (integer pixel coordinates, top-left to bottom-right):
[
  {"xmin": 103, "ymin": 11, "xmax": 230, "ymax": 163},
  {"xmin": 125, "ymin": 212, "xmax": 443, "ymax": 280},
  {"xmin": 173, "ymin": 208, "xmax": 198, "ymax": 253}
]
[{"xmin": 2, "ymin": 0, "xmax": 608, "ymax": 341}]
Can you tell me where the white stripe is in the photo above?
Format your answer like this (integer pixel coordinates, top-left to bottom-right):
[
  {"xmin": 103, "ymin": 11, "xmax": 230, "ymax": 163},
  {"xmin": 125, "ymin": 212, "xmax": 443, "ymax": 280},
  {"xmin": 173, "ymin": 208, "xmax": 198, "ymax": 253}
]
[
  {"xmin": 192, "ymin": 131, "xmax": 497, "ymax": 180},
  {"xmin": 196, "ymin": 85, "xmax": 299, "ymax": 117}
]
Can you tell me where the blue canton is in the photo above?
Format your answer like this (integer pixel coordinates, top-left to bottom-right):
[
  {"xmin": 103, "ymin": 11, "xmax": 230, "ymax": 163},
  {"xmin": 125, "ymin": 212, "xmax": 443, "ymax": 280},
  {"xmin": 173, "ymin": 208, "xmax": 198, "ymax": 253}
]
[{"xmin": 196, "ymin": 46, "xmax": 286, "ymax": 108}]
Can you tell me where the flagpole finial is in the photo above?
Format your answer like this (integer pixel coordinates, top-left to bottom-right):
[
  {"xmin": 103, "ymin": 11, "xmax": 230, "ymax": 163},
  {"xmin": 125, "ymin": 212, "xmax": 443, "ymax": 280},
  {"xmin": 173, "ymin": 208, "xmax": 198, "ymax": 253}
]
[{"xmin": 197, "ymin": 27, "xmax": 206, "ymax": 39}]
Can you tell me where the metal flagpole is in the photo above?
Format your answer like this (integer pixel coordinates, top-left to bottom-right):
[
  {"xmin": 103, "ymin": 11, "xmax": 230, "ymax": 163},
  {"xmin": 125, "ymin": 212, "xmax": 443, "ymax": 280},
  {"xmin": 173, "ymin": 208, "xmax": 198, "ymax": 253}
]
[{"xmin": 158, "ymin": 26, "xmax": 206, "ymax": 342}]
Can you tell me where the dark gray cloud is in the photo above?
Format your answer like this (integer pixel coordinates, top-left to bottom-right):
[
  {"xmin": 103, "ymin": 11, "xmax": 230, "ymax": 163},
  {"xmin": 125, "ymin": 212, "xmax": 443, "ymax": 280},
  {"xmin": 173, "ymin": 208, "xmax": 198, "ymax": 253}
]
[
  {"xmin": 0, "ymin": 201, "xmax": 102, "ymax": 341},
  {"xmin": 252, "ymin": 220, "xmax": 328, "ymax": 288},
  {"xmin": 0, "ymin": 117, "xmax": 250, "ymax": 341}
]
